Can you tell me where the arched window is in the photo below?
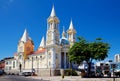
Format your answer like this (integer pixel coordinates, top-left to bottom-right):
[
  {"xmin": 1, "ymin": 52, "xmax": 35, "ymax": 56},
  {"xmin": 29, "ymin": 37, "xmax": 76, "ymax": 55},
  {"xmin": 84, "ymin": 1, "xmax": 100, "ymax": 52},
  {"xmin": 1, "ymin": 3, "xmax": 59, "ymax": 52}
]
[
  {"xmin": 40, "ymin": 56, "xmax": 42, "ymax": 60},
  {"xmin": 73, "ymin": 34, "xmax": 76, "ymax": 39},
  {"xmin": 48, "ymin": 52, "xmax": 51, "ymax": 59},
  {"xmin": 6, "ymin": 62, "xmax": 8, "ymax": 65},
  {"xmin": 19, "ymin": 55, "xmax": 22, "ymax": 59},
  {"xmin": 49, "ymin": 61, "xmax": 51, "ymax": 67},
  {"xmin": 13, "ymin": 61, "xmax": 15, "ymax": 68},
  {"xmin": 50, "ymin": 23, "xmax": 52, "ymax": 29}
]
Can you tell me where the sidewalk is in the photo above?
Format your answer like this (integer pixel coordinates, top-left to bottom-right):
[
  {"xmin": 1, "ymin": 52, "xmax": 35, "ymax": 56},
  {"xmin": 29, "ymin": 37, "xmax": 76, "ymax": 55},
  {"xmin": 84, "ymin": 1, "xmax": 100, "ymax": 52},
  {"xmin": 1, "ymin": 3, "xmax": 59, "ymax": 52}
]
[
  {"xmin": 27, "ymin": 76, "xmax": 120, "ymax": 81},
  {"xmin": 28, "ymin": 76, "xmax": 78, "ymax": 81}
]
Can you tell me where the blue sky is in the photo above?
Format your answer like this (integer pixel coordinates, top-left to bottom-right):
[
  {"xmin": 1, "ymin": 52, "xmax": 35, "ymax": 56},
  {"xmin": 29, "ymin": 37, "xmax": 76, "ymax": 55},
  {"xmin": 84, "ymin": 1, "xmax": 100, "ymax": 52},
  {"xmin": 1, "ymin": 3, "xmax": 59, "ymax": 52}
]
[{"xmin": 0, "ymin": 0, "xmax": 120, "ymax": 61}]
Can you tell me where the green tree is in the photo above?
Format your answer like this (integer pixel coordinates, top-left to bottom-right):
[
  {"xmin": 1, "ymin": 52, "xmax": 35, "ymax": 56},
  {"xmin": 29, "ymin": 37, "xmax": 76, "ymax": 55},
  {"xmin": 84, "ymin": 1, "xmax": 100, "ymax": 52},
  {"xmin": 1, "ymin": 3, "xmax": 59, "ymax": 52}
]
[{"xmin": 68, "ymin": 37, "xmax": 110, "ymax": 77}]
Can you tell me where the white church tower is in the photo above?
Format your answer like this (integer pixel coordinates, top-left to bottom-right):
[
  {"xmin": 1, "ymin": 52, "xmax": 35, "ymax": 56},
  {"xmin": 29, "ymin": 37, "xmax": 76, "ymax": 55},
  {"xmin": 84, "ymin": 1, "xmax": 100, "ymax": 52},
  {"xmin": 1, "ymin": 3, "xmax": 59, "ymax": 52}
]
[
  {"xmin": 46, "ymin": 5, "xmax": 60, "ymax": 45},
  {"xmin": 67, "ymin": 20, "xmax": 76, "ymax": 47},
  {"xmin": 46, "ymin": 5, "xmax": 61, "ymax": 70}
]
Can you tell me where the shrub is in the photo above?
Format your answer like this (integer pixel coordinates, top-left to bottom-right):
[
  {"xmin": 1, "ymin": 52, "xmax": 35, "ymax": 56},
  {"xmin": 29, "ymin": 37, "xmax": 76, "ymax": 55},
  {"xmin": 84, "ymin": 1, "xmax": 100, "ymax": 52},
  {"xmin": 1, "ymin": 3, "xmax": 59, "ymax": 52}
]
[
  {"xmin": 64, "ymin": 69, "xmax": 78, "ymax": 76},
  {"xmin": 115, "ymin": 71, "xmax": 120, "ymax": 77}
]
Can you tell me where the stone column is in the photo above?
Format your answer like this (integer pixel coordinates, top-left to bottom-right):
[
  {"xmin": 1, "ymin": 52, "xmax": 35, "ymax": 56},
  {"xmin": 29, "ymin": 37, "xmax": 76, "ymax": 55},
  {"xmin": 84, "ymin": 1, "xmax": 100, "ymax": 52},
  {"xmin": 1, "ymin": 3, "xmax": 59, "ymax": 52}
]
[{"xmin": 51, "ymin": 48, "xmax": 56, "ymax": 69}]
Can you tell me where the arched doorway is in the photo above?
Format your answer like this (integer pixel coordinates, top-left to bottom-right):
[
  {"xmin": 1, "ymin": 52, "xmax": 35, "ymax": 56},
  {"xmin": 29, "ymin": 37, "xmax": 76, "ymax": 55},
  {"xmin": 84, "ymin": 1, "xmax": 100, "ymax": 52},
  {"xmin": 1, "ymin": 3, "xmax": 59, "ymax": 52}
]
[{"xmin": 19, "ymin": 63, "xmax": 22, "ymax": 72}]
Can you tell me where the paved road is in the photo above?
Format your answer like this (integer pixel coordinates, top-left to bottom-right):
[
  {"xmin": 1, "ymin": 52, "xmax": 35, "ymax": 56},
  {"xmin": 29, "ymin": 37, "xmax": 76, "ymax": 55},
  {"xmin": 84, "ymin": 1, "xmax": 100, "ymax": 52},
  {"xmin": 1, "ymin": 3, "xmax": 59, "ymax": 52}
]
[
  {"xmin": 0, "ymin": 75, "xmax": 49, "ymax": 81},
  {"xmin": 28, "ymin": 76, "xmax": 120, "ymax": 81},
  {"xmin": 1, "ymin": 75, "xmax": 120, "ymax": 81}
]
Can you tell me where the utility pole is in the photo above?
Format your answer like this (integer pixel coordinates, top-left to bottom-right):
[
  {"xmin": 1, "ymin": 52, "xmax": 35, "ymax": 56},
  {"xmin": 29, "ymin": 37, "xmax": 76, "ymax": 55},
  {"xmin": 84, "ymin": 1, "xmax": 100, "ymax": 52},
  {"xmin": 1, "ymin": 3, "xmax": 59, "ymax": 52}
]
[
  {"xmin": 32, "ymin": 57, "xmax": 33, "ymax": 75},
  {"xmin": 112, "ymin": 64, "xmax": 116, "ymax": 81}
]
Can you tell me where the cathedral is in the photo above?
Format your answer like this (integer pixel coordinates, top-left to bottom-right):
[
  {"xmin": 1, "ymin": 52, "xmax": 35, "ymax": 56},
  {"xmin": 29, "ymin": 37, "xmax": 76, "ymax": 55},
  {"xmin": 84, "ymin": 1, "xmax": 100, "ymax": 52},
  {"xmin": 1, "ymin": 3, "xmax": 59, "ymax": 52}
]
[{"xmin": 5, "ymin": 6, "xmax": 77, "ymax": 76}]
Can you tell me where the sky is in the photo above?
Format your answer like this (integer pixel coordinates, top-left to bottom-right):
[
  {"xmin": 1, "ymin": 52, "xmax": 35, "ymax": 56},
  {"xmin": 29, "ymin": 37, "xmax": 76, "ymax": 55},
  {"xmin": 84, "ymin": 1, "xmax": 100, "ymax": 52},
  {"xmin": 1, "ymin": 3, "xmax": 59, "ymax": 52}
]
[{"xmin": 0, "ymin": 0, "xmax": 120, "ymax": 61}]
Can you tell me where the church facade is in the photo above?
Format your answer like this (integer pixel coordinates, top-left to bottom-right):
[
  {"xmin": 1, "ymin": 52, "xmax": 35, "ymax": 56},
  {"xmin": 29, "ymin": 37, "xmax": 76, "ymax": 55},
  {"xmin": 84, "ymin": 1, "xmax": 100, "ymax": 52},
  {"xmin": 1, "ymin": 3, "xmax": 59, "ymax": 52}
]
[{"xmin": 4, "ymin": 6, "xmax": 77, "ymax": 76}]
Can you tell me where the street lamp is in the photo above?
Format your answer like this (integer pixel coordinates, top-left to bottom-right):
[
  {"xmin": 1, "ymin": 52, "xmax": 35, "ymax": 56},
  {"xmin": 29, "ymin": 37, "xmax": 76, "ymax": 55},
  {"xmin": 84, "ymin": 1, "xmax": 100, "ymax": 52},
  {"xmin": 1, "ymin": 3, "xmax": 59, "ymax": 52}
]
[
  {"xmin": 40, "ymin": 56, "xmax": 42, "ymax": 76},
  {"xmin": 31, "ymin": 57, "xmax": 33, "ymax": 74},
  {"xmin": 111, "ymin": 64, "xmax": 116, "ymax": 81},
  {"xmin": 36, "ymin": 56, "xmax": 38, "ymax": 73},
  {"xmin": 50, "ymin": 65, "xmax": 51, "ymax": 76}
]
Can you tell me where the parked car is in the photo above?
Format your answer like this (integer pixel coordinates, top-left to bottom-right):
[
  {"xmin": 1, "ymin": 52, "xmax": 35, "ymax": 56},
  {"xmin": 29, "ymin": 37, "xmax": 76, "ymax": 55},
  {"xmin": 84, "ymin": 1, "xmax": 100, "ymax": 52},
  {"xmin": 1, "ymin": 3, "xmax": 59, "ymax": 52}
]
[
  {"xmin": 22, "ymin": 72, "xmax": 32, "ymax": 76},
  {"xmin": 22, "ymin": 69, "xmax": 33, "ymax": 76},
  {"xmin": 0, "ymin": 69, "xmax": 4, "ymax": 75}
]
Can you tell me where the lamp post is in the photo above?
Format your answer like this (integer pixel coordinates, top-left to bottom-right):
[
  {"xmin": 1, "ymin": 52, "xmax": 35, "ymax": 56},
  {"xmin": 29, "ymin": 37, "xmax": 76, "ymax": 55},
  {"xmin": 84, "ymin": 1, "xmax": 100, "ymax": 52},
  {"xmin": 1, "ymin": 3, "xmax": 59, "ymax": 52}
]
[
  {"xmin": 31, "ymin": 57, "xmax": 33, "ymax": 74},
  {"xmin": 111, "ymin": 64, "xmax": 116, "ymax": 81},
  {"xmin": 70, "ymin": 62, "xmax": 72, "ymax": 78},
  {"xmin": 50, "ymin": 65, "xmax": 51, "ymax": 76},
  {"xmin": 40, "ymin": 56, "xmax": 42, "ymax": 76},
  {"xmin": 36, "ymin": 56, "xmax": 38, "ymax": 73}
]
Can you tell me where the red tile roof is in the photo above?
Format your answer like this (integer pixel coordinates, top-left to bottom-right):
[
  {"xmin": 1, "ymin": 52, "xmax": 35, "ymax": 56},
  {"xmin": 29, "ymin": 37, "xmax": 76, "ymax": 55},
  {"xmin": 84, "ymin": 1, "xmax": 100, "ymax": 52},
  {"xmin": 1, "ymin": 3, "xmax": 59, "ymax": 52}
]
[{"xmin": 33, "ymin": 48, "xmax": 46, "ymax": 54}]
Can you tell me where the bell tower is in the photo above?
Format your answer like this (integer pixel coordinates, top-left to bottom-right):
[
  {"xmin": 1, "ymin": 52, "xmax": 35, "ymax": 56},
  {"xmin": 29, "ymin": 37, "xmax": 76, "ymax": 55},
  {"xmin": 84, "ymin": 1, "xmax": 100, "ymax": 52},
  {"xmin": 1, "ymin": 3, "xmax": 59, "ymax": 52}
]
[
  {"xmin": 18, "ymin": 29, "xmax": 34, "ymax": 59},
  {"xmin": 67, "ymin": 20, "xmax": 76, "ymax": 47},
  {"xmin": 46, "ymin": 5, "xmax": 61, "ymax": 70},
  {"xmin": 46, "ymin": 5, "xmax": 60, "ymax": 45}
]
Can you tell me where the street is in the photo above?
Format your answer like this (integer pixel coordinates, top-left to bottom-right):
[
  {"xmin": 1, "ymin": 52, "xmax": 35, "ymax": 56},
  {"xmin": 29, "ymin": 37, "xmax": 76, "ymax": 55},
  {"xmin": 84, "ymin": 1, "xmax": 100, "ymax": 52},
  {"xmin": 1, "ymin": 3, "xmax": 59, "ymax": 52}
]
[
  {"xmin": 1, "ymin": 75, "xmax": 120, "ymax": 81},
  {"xmin": 0, "ymin": 75, "xmax": 49, "ymax": 81}
]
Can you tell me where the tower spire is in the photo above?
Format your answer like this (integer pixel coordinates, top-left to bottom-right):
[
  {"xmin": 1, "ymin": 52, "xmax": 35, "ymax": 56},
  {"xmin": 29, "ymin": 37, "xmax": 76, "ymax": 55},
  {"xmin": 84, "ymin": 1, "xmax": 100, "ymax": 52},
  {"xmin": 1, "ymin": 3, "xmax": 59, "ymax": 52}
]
[
  {"xmin": 39, "ymin": 36, "xmax": 45, "ymax": 48},
  {"xmin": 50, "ymin": 5, "xmax": 56, "ymax": 17},
  {"xmin": 67, "ymin": 19, "xmax": 76, "ymax": 47},
  {"xmin": 21, "ymin": 29, "xmax": 29, "ymax": 42},
  {"xmin": 69, "ymin": 19, "xmax": 74, "ymax": 29},
  {"xmin": 47, "ymin": 5, "xmax": 59, "ymax": 45}
]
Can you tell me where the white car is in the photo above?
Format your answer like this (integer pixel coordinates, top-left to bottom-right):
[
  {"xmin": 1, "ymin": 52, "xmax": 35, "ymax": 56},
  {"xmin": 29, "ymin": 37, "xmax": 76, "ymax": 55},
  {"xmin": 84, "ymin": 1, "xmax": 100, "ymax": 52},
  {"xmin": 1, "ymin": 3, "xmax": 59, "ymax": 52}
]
[{"xmin": 21, "ymin": 69, "xmax": 33, "ymax": 76}]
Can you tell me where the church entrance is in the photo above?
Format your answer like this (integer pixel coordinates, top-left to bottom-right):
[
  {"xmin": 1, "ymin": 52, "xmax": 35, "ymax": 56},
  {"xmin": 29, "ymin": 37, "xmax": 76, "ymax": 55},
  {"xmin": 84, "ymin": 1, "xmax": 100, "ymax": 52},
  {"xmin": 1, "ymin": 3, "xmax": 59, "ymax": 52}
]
[
  {"xmin": 66, "ymin": 53, "xmax": 69, "ymax": 68},
  {"xmin": 19, "ymin": 63, "xmax": 22, "ymax": 72},
  {"xmin": 61, "ymin": 52, "xmax": 64, "ymax": 69}
]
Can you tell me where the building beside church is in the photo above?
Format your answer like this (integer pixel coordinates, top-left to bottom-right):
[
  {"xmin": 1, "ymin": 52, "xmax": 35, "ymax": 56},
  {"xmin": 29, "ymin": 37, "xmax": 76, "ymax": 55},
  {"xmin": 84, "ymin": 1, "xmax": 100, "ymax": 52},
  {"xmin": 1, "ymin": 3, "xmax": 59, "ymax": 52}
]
[
  {"xmin": 114, "ymin": 54, "xmax": 120, "ymax": 63},
  {"xmin": 4, "ymin": 6, "xmax": 77, "ymax": 76},
  {"xmin": 114, "ymin": 54, "xmax": 120, "ymax": 72},
  {"xmin": 0, "ymin": 58, "xmax": 6, "ymax": 70}
]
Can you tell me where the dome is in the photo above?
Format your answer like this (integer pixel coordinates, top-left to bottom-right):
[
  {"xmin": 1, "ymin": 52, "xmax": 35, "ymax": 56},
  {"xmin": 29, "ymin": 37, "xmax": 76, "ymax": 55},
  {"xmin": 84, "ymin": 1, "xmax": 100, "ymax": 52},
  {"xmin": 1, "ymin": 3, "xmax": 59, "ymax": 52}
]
[{"xmin": 60, "ymin": 37, "xmax": 69, "ymax": 45}]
